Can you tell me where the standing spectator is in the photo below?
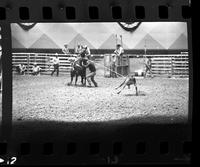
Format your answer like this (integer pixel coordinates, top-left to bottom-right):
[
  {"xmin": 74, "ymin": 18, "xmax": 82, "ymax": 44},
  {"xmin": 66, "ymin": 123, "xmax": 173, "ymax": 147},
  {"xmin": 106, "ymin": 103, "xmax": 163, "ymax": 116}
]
[
  {"xmin": 111, "ymin": 54, "xmax": 117, "ymax": 78},
  {"xmin": 32, "ymin": 63, "xmax": 41, "ymax": 76},
  {"xmin": 51, "ymin": 54, "xmax": 60, "ymax": 76},
  {"xmin": 62, "ymin": 44, "xmax": 70, "ymax": 54},
  {"xmin": 144, "ymin": 55, "xmax": 153, "ymax": 78},
  {"xmin": 75, "ymin": 44, "xmax": 83, "ymax": 54},
  {"xmin": 114, "ymin": 44, "xmax": 124, "ymax": 64},
  {"xmin": 111, "ymin": 44, "xmax": 124, "ymax": 78}
]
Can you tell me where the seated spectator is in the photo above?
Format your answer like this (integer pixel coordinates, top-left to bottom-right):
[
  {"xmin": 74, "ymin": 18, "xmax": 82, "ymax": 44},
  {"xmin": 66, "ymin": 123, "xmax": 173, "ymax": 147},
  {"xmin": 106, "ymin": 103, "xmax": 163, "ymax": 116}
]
[
  {"xmin": 32, "ymin": 63, "xmax": 41, "ymax": 76},
  {"xmin": 16, "ymin": 63, "xmax": 26, "ymax": 75}
]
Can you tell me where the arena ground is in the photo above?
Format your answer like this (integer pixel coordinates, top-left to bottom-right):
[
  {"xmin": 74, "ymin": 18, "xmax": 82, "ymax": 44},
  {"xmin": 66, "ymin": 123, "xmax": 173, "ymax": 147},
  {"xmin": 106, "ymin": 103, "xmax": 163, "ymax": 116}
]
[{"xmin": 12, "ymin": 74, "xmax": 189, "ymax": 125}]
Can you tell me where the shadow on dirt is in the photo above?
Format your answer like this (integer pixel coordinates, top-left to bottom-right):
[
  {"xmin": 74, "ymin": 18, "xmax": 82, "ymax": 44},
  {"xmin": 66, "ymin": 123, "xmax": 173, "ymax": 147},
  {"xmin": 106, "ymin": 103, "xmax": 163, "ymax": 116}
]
[
  {"xmin": 9, "ymin": 115, "xmax": 187, "ymax": 141},
  {"xmin": 124, "ymin": 91, "xmax": 146, "ymax": 96},
  {"xmin": 0, "ymin": 117, "xmax": 189, "ymax": 165},
  {"xmin": 66, "ymin": 84, "xmax": 97, "ymax": 88}
]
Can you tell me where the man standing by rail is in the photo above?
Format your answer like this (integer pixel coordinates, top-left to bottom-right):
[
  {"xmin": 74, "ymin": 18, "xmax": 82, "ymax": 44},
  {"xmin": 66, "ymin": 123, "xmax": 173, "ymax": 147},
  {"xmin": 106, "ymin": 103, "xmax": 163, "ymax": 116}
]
[
  {"xmin": 62, "ymin": 44, "xmax": 70, "ymax": 54},
  {"xmin": 144, "ymin": 55, "xmax": 153, "ymax": 78},
  {"xmin": 111, "ymin": 44, "xmax": 124, "ymax": 78},
  {"xmin": 51, "ymin": 54, "xmax": 60, "ymax": 77},
  {"xmin": 75, "ymin": 43, "xmax": 83, "ymax": 54}
]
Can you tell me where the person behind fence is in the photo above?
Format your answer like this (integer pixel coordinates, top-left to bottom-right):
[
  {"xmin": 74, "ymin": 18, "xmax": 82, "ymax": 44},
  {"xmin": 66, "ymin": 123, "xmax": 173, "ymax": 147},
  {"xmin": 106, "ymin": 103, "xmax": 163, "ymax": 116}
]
[
  {"xmin": 111, "ymin": 54, "xmax": 117, "ymax": 78},
  {"xmin": 111, "ymin": 44, "xmax": 124, "ymax": 78},
  {"xmin": 114, "ymin": 44, "xmax": 124, "ymax": 59},
  {"xmin": 32, "ymin": 63, "xmax": 41, "ymax": 76},
  {"xmin": 75, "ymin": 43, "xmax": 83, "ymax": 54},
  {"xmin": 16, "ymin": 63, "xmax": 26, "ymax": 75},
  {"xmin": 144, "ymin": 55, "xmax": 152, "ymax": 78},
  {"xmin": 62, "ymin": 44, "xmax": 70, "ymax": 54},
  {"xmin": 83, "ymin": 57, "xmax": 98, "ymax": 87},
  {"xmin": 51, "ymin": 54, "xmax": 60, "ymax": 76}
]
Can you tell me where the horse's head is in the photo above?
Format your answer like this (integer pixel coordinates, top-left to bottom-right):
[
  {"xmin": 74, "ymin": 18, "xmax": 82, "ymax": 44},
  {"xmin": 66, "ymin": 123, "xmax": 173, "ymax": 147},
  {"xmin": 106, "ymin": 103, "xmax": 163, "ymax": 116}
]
[{"xmin": 80, "ymin": 49, "xmax": 87, "ymax": 58}]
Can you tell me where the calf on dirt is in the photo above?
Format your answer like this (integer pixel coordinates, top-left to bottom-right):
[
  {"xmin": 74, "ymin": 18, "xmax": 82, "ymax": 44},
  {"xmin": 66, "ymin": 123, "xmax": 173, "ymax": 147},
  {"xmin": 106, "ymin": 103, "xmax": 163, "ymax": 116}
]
[{"xmin": 115, "ymin": 75, "xmax": 138, "ymax": 95}]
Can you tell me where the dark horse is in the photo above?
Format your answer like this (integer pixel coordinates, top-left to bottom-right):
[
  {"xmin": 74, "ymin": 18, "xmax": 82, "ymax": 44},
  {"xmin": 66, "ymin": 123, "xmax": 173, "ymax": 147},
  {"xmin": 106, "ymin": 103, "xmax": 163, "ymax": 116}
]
[
  {"xmin": 67, "ymin": 50, "xmax": 87, "ymax": 86},
  {"xmin": 67, "ymin": 63, "xmax": 86, "ymax": 86}
]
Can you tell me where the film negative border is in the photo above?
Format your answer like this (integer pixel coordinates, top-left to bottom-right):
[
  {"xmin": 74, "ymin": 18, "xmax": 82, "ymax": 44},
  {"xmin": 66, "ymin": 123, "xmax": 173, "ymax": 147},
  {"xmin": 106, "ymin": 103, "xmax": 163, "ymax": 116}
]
[
  {"xmin": 0, "ymin": 0, "xmax": 191, "ymax": 22},
  {"xmin": 0, "ymin": 140, "xmax": 191, "ymax": 165},
  {"xmin": 0, "ymin": 0, "xmax": 193, "ymax": 165}
]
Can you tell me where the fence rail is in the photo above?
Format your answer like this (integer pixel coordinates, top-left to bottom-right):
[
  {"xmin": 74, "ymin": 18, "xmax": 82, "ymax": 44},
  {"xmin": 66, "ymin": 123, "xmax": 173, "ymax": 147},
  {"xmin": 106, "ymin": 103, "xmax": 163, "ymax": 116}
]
[
  {"xmin": 150, "ymin": 54, "xmax": 189, "ymax": 77},
  {"xmin": 12, "ymin": 52, "xmax": 189, "ymax": 77},
  {"xmin": 12, "ymin": 53, "xmax": 76, "ymax": 74}
]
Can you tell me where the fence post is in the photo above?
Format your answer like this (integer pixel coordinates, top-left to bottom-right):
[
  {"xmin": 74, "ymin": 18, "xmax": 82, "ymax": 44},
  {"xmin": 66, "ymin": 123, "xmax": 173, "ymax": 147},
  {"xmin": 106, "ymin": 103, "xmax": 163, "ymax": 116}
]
[
  {"xmin": 27, "ymin": 53, "xmax": 30, "ymax": 75},
  {"xmin": 171, "ymin": 56, "xmax": 173, "ymax": 78},
  {"xmin": 109, "ymin": 55, "xmax": 111, "ymax": 77},
  {"xmin": 128, "ymin": 55, "xmax": 130, "ymax": 75},
  {"xmin": 120, "ymin": 55, "xmax": 122, "ymax": 75},
  {"xmin": 45, "ymin": 53, "xmax": 47, "ymax": 72},
  {"xmin": 104, "ymin": 55, "xmax": 105, "ymax": 77}
]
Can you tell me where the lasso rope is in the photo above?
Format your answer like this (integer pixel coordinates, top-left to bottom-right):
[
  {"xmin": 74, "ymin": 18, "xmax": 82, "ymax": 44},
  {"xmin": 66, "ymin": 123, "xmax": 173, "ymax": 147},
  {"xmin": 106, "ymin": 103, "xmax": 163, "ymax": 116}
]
[{"xmin": 92, "ymin": 61, "xmax": 128, "ymax": 78}]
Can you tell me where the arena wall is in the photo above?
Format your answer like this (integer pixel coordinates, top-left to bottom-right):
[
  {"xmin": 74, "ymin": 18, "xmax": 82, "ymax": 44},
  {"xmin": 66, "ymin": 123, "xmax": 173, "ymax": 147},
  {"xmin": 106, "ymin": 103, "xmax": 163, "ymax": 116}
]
[{"xmin": 11, "ymin": 22, "xmax": 188, "ymax": 50}]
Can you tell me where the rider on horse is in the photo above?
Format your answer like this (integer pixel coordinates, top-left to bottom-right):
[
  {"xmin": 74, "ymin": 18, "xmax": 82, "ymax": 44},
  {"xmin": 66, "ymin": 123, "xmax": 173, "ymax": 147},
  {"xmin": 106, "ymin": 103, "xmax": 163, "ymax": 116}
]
[{"xmin": 72, "ymin": 45, "xmax": 90, "ymax": 68}]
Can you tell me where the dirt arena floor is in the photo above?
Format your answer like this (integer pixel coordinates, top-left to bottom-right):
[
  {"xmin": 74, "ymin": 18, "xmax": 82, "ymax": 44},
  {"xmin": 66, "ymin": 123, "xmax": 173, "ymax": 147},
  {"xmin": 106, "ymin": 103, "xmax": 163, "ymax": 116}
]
[{"xmin": 12, "ymin": 74, "xmax": 189, "ymax": 124}]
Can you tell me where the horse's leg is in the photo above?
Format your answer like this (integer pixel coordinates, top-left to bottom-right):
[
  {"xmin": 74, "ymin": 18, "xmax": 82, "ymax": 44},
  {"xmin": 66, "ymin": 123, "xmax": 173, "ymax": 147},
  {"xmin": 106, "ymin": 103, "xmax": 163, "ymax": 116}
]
[
  {"xmin": 133, "ymin": 78, "xmax": 138, "ymax": 95},
  {"xmin": 83, "ymin": 76, "xmax": 86, "ymax": 86},
  {"xmin": 81, "ymin": 69, "xmax": 85, "ymax": 85},
  {"xmin": 83, "ymin": 69, "xmax": 86, "ymax": 86},
  {"xmin": 81, "ymin": 75, "xmax": 86, "ymax": 86},
  {"xmin": 80, "ymin": 68, "xmax": 86, "ymax": 86},
  {"xmin": 81, "ymin": 76, "xmax": 83, "ymax": 85},
  {"xmin": 67, "ymin": 71, "xmax": 74, "ymax": 85},
  {"xmin": 134, "ymin": 84, "xmax": 138, "ymax": 95},
  {"xmin": 75, "ymin": 74, "xmax": 78, "ymax": 86},
  {"xmin": 70, "ymin": 74, "xmax": 73, "ymax": 85}
]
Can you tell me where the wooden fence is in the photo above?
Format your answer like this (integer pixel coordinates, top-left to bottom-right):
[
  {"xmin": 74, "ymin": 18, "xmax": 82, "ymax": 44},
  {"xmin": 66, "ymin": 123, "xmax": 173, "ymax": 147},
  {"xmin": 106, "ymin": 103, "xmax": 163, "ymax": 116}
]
[
  {"xmin": 12, "ymin": 52, "xmax": 189, "ymax": 77},
  {"xmin": 150, "ymin": 53, "xmax": 189, "ymax": 77},
  {"xmin": 104, "ymin": 54, "xmax": 129, "ymax": 77},
  {"xmin": 12, "ymin": 53, "xmax": 75, "ymax": 74}
]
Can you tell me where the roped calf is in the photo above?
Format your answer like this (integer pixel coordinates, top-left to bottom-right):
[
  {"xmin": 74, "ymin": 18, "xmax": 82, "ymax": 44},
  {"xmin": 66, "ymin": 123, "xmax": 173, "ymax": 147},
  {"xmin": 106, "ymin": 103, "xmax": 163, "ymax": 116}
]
[{"xmin": 115, "ymin": 75, "xmax": 138, "ymax": 95}]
